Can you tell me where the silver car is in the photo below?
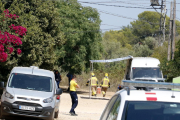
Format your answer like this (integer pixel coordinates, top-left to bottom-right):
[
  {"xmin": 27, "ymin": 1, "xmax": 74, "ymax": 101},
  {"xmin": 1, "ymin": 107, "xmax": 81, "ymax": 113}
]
[{"xmin": 0, "ymin": 66, "xmax": 62, "ymax": 120}]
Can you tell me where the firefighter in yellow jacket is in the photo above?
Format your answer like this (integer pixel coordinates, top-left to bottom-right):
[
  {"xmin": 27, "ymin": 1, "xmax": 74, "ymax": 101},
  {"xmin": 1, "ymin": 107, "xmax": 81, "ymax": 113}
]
[
  {"xmin": 100, "ymin": 73, "xmax": 110, "ymax": 97},
  {"xmin": 86, "ymin": 73, "xmax": 98, "ymax": 96}
]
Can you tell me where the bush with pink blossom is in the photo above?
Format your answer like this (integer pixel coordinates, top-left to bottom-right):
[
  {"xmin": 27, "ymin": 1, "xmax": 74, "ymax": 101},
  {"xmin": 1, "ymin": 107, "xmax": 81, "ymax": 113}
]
[{"xmin": 0, "ymin": 9, "xmax": 27, "ymax": 62}]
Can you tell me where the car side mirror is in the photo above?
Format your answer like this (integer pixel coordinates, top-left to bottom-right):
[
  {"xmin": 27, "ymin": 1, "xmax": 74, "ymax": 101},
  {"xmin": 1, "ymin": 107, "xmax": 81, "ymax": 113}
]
[
  {"xmin": 0, "ymin": 81, "xmax": 4, "ymax": 89},
  {"xmin": 56, "ymin": 88, "xmax": 63, "ymax": 95},
  {"xmin": 164, "ymin": 75, "xmax": 167, "ymax": 79},
  {"xmin": 126, "ymin": 75, "xmax": 130, "ymax": 80}
]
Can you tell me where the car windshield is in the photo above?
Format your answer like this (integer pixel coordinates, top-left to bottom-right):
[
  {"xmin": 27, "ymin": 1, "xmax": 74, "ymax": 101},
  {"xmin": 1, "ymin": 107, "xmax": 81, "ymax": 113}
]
[
  {"xmin": 132, "ymin": 67, "xmax": 162, "ymax": 79},
  {"xmin": 8, "ymin": 73, "xmax": 52, "ymax": 92},
  {"xmin": 125, "ymin": 101, "xmax": 180, "ymax": 120}
]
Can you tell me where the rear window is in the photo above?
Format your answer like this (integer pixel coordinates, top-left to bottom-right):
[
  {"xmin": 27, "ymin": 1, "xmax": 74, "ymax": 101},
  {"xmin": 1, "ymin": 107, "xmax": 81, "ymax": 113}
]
[
  {"xmin": 124, "ymin": 101, "xmax": 180, "ymax": 120},
  {"xmin": 8, "ymin": 73, "xmax": 52, "ymax": 92}
]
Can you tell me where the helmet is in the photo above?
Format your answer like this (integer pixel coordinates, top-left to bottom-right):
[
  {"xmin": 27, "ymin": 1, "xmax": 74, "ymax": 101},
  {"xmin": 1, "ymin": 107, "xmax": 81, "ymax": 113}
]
[
  {"xmin": 91, "ymin": 72, "xmax": 95, "ymax": 76},
  {"xmin": 105, "ymin": 73, "xmax": 108, "ymax": 77}
]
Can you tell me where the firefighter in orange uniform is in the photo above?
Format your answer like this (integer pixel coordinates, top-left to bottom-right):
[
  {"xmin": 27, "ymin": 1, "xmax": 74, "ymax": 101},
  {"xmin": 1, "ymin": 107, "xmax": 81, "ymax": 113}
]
[
  {"xmin": 100, "ymin": 73, "xmax": 110, "ymax": 97},
  {"xmin": 86, "ymin": 73, "xmax": 98, "ymax": 96}
]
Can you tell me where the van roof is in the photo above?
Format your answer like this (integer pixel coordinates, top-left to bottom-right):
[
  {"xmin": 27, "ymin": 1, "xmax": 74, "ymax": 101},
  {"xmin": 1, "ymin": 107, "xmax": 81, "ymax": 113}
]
[
  {"xmin": 11, "ymin": 67, "xmax": 54, "ymax": 78},
  {"xmin": 132, "ymin": 57, "xmax": 160, "ymax": 67},
  {"xmin": 118, "ymin": 89, "xmax": 180, "ymax": 103}
]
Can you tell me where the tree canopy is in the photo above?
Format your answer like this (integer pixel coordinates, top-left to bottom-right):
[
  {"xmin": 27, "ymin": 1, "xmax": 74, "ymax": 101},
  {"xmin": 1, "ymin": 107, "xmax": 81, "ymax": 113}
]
[
  {"xmin": 2, "ymin": 1, "xmax": 180, "ymax": 83},
  {"xmin": 0, "ymin": 0, "xmax": 65, "ymax": 81},
  {"xmin": 0, "ymin": 0, "xmax": 103, "ymax": 81},
  {"xmin": 56, "ymin": 0, "xmax": 103, "ymax": 73}
]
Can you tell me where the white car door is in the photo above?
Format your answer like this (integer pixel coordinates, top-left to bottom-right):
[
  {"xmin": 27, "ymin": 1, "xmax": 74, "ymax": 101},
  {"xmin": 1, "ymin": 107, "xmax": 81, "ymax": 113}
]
[{"xmin": 54, "ymin": 80, "xmax": 60, "ymax": 111}]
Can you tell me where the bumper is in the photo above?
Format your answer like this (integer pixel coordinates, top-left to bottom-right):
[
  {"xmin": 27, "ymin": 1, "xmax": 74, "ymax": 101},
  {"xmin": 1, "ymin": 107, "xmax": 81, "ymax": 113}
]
[{"xmin": 1, "ymin": 101, "xmax": 54, "ymax": 120}]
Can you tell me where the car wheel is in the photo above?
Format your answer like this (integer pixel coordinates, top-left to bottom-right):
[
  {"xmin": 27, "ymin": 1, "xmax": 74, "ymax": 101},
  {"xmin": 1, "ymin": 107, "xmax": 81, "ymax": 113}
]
[
  {"xmin": 0, "ymin": 105, "xmax": 4, "ymax": 119},
  {"xmin": 49, "ymin": 111, "xmax": 55, "ymax": 120},
  {"xmin": 5, "ymin": 118, "xmax": 11, "ymax": 120},
  {"xmin": 54, "ymin": 110, "xmax": 59, "ymax": 118}
]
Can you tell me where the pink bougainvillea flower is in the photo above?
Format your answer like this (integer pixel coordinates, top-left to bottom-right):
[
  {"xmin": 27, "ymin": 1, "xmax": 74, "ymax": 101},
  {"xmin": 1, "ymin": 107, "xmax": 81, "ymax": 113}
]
[
  {"xmin": 9, "ymin": 24, "xmax": 27, "ymax": 36},
  {"xmin": 0, "ymin": 52, "xmax": 8, "ymax": 62},
  {"xmin": 17, "ymin": 48, "xmax": 22, "ymax": 55},
  {"xmin": 3, "ymin": 9, "xmax": 9, "ymax": 14},
  {"xmin": 7, "ymin": 47, "xmax": 13, "ymax": 54},
  {"xmin": 0, "ymin": 31, "xmax": 22, "ymax": 45},
  {"xmin": 0, "ymin": 44, "xmax": 4, "ymax": 52},
  {"xmin": 3, "ymin": 9, "xmax": 19, "ymax": 19},
  {"xmin": 0, "ymin": 9, "xmax": 26, "ymax": 62}
]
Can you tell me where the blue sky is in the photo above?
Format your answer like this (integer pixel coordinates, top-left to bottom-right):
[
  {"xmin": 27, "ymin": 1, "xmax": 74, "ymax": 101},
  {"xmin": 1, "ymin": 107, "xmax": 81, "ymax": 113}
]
[{"xmin": 78, "ymin": 0, "xmax": 180, "ymax": 32}]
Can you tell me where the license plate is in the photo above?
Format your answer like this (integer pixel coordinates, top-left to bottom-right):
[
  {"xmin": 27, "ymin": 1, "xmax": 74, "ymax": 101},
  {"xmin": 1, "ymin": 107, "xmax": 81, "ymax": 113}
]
[{"xmin": 19, "ymin": 105, "xmax": 35, "ymax": 111}]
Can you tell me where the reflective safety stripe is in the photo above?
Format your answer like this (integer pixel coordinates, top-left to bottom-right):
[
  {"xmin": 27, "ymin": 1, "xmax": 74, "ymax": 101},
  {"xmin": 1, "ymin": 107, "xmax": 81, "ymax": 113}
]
[
  {"xmin": 146, "ymin": 97, "xmax": 157, "ymax": 101},
  {"xmin": 145, "ymin": 93, "xmax": 156, "ymax": 95},
  {"xmin": 91, "ymin": 77, "xmax": 97, "ymax": 86},
  {"xmin": 102, "ymin": 78, "xmax": 109, "ymax": 87}
]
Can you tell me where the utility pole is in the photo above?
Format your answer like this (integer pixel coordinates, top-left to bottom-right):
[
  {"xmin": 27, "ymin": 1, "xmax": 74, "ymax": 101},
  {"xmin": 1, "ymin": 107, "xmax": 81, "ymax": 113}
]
[
  {"xmin": 168, "ymin": 2, "xmax": 173, "ymax": 61},
  {"xmin": 172, "ymin": 0, "xmax": 176, "ymax": 60},
  {"xmin": 162, "ymin": 0, "xmax": 166, "ymax": 44},
  {"xmin": 160, "ymin": 0, "xmax": 166, "ymax": 46},
  {"xmin": 150, "ymin": 0, "xmax": 167, "ymax": 46}
]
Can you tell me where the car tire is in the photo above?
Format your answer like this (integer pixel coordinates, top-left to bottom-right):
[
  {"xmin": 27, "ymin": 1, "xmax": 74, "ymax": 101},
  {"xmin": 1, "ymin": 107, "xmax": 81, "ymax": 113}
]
[
  {"xmin": 0, "ymin": 105, "xmax": 4, "ymax": 119},
  {"xmin": 4, "ymin": 118, "xmax": 11, "ymax": 120},
  {"xmin": 49, "ymin": 111, "xmax": 55, "ymax": 120},
  {"xmin": 54, "ymin": 110, "xmax": 59, "ymax": 118}
]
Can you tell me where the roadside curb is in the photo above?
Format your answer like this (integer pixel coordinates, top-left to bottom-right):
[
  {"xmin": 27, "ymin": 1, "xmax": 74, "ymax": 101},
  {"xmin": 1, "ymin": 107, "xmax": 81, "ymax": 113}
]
[{"xmin": 80, "ymin": 95, "xmax": 110, "ymax": 100}]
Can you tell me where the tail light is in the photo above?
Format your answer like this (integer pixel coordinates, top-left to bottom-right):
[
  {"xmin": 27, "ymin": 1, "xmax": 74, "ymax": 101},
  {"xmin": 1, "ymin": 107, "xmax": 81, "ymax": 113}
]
[{"xmin": 56, "ymin": 95, "xmax": 60, "ymax": 100}]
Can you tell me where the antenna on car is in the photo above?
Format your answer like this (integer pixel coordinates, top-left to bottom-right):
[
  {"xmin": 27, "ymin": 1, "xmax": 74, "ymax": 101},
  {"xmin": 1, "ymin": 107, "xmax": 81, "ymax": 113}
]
[
  {"xmin": 30, "ymin": 66, "xmax": 39, "ymax": 74},
  {"xmin": 32, "ymin": 67, "xmax": 34, "ymax": 74},
  {"xmin": 171, "ymin": 83, "xmax": 175, "ymax": 98},
  {"xmin": 125, "ymin": 87, "xmax": 130, "ymax": 95},
  {"xmin": 144, "ymin": 87, "xmax": 150, "ymax": 91}
]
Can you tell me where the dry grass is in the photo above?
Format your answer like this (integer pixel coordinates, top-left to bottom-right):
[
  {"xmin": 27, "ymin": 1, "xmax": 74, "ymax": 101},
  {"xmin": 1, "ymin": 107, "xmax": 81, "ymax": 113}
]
[{"xmin": 59, "ymin": 71, "xmax": 124, "ymax": 92}]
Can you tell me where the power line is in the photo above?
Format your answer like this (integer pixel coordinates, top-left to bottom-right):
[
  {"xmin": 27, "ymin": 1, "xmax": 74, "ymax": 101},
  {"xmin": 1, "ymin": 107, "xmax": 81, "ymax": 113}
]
[
  {"xmin": 176, "ymin": 17, "xmax": 180, "ymax": 21},
  {"xmin": 97, "ymin": 9, "xmax": 160, "ymax": 25},
  {"xmin": 58, "ymin": 3, "xmax": 172, "ymax": 27},
  {"xmin": 78, "ymin": 0, "xmax": 180, "ymax": 4},
  {"xmin": 63, "ymin": 27, "xmax": 122, "ymax": 34},
  {"xmin": 86, "ymin": 1, "xmax": 149, "ymax": 4},
  {"xmin": 78, "ymin": 1, "xmax": 156, "ymax": 9},
  {"xmin": 61, "ymin": 17, "xmax": 180, "ymax": 34},
  {"xmin": 79, "ymin": 1, "xmax": 180, "ymax": 12},
  {"xmin": 98, "ymin": 10, "xmax": 136, "ymax": 20},
  {"xmin": 166, "ymin": 1, "xmax": 180, "ymax": 4},
  {"xmin": 101, "ymin": 24, "xmax": 122, "ymax": 27},
  {"xmin": 80, "ymin": 1, "xmax": 151, "ymax": 5},
  {"xmin": 62, "ymin": 25, "xmax": 157, "ymax": 34},
  {"xmin": 59, "ymin": 12, "xmax": 167, "ymax": 33}
]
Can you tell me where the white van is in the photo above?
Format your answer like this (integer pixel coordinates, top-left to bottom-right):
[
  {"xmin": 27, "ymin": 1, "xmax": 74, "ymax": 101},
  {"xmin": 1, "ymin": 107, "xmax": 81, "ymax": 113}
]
[
  {"xmin": 100, "ymin": 80, "xmax": 180, "ymax": 120},
  {"xmin": 0, "ymin": 66, "xmax": 62, "ymax": 120},
  {"xmin": 125, "ymin": 57, "xmax": 166, "ymax": 83}
]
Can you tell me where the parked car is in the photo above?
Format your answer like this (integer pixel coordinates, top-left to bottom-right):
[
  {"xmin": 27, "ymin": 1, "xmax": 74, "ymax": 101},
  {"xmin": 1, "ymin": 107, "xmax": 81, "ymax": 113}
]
[
  {"xmin": 100, "ymin": 80, "xmax": 180, "ymax": 120},
  {"xmin": 0, "ymin": 66, "xmax": 63, "ymax": 120}
]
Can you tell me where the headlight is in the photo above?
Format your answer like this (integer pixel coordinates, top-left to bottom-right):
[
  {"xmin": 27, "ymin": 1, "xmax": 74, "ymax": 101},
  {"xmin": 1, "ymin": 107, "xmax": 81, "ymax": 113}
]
[
  {"xmin": 43, "ymin": 97, "xmax": 53, "ymax": 103},
  {"xmin": 5, "ymin": 91, "xmax": 14, "ymax": 99}
]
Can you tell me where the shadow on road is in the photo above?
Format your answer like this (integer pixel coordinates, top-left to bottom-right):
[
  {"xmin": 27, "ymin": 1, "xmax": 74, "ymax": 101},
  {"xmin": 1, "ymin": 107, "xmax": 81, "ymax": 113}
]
[
  {"xmin": 4, "ymin": 116, "xmax": 40, "ymax": 120},
  {"xmin": 60, "ymin": 87, "xmax": 89, "ymax": 95}
]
